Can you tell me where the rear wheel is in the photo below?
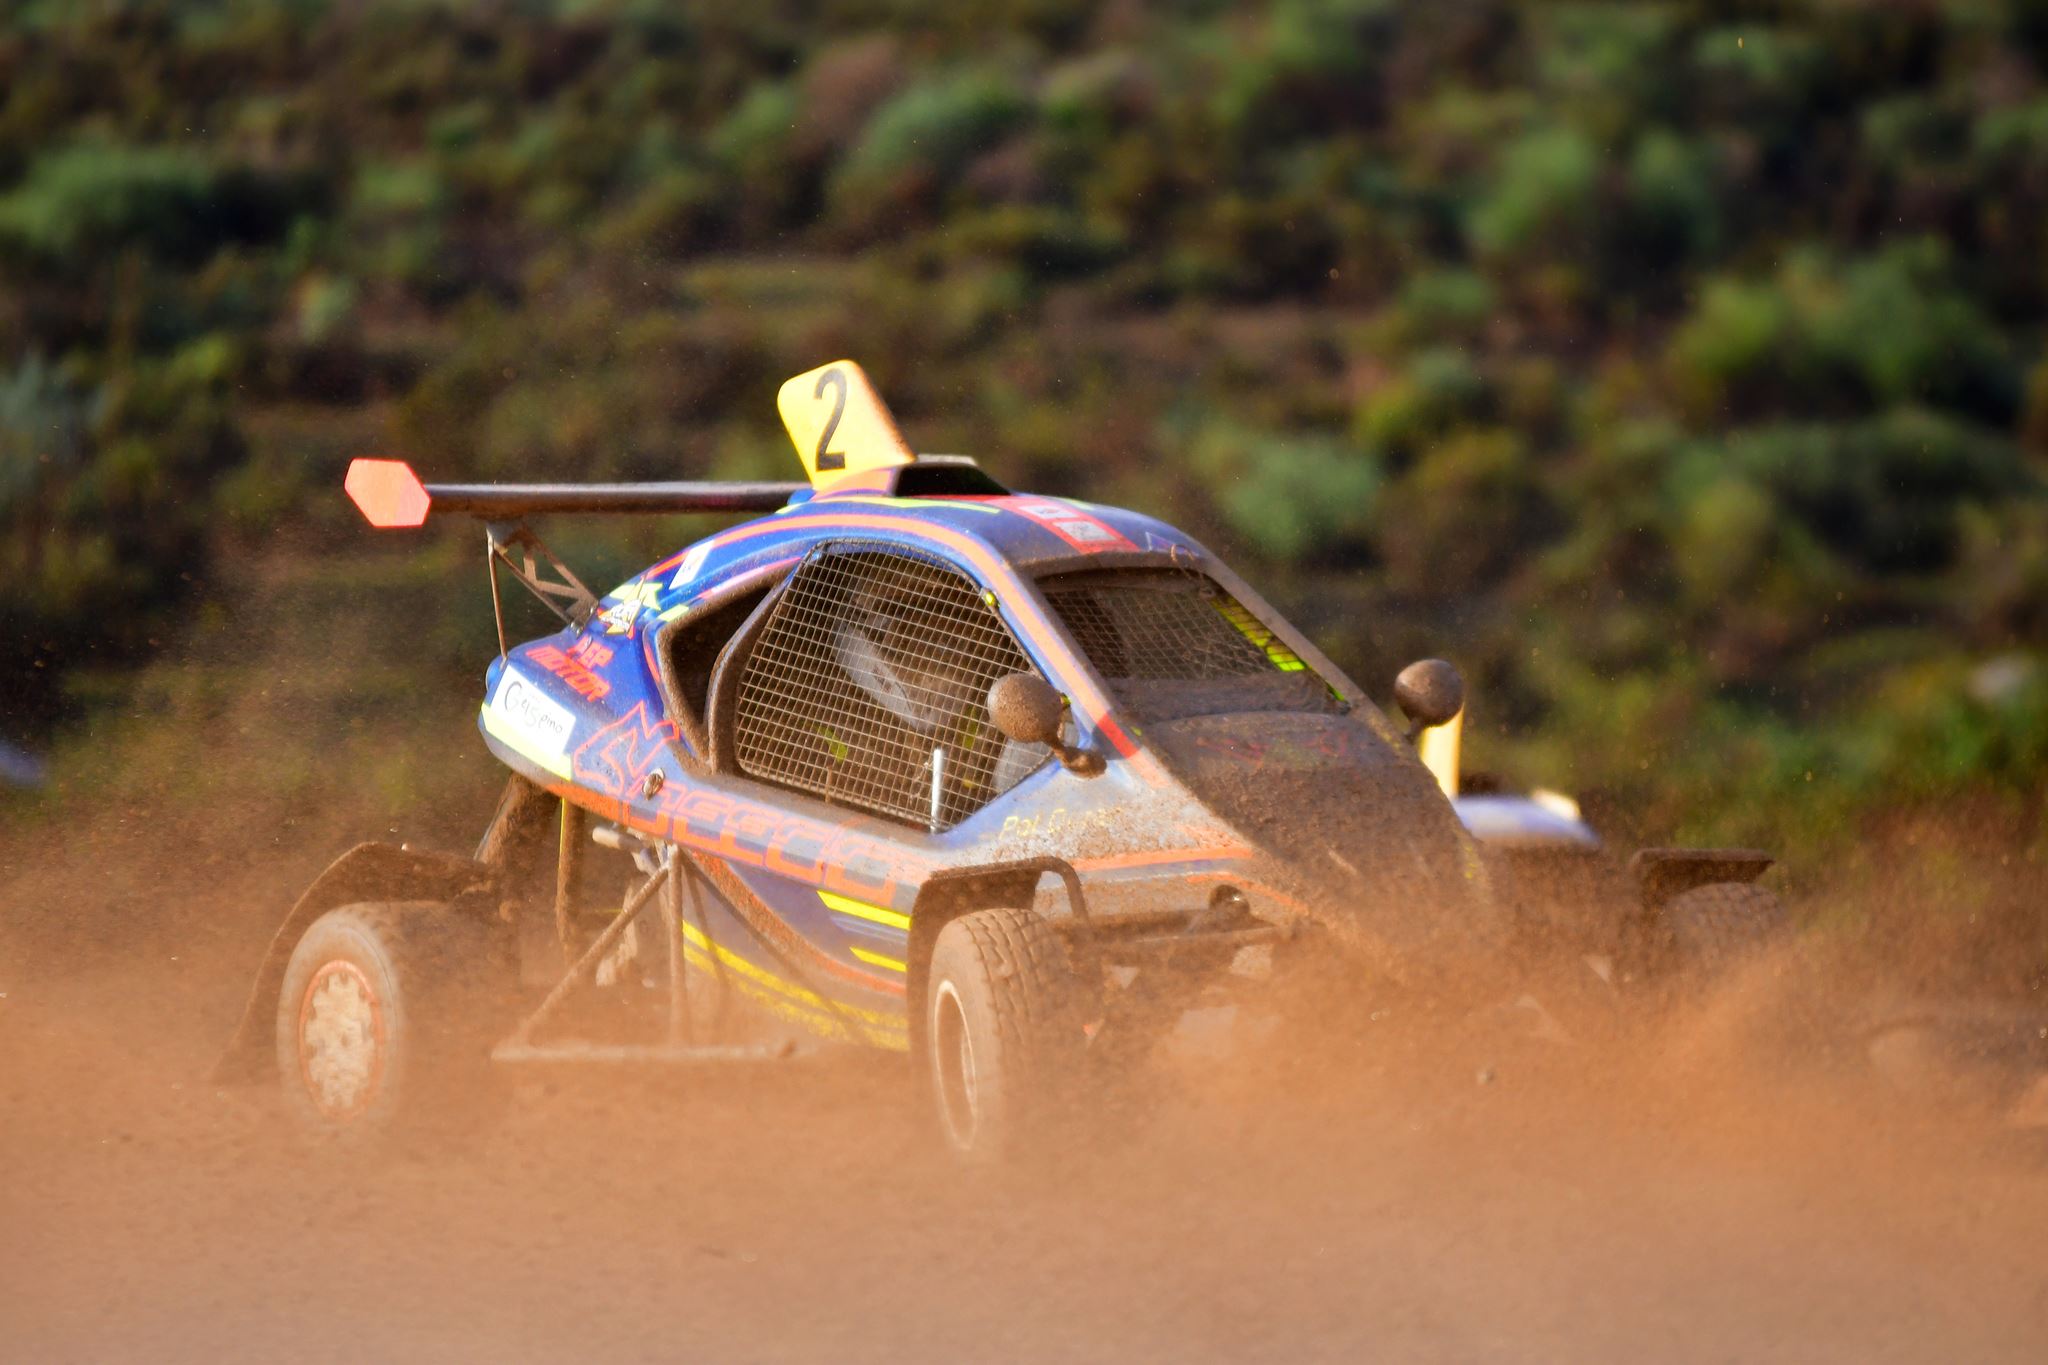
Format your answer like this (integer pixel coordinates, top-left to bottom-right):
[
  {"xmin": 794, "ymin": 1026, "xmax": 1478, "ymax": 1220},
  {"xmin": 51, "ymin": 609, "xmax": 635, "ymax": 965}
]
[
  {"xmin": 276, "ymin": 901, "xmax": 506, "ymax": 1147},
  {"xmin": 1662, "ymin": 882, "xmax": 1788, "ymax": 975},
  {"xmin": 924, "ymin": 908, "xmax": 1088, "ymax": 1163}
]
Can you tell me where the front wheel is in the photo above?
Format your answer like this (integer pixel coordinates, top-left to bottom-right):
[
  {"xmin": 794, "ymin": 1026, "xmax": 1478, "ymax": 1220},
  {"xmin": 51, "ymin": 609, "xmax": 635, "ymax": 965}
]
[
  {"xmin": 275, "ymin": 901, "xmax": 506, "ymax": 1147},
  {"xmin": 924, "ymin": 908, "xmax": 1088, "ymax": 1163}
]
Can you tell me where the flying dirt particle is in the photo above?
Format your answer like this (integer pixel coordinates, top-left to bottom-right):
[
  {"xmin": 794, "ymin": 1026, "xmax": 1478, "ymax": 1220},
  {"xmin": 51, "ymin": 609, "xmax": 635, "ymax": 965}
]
[
  {"xmin": 698, "ymin": 1246, "xmax": 761, "ymax": 1263},
  {"xmin": 1477, "ymin": 1066, "xmax": 1496, "ymax": 1085}
]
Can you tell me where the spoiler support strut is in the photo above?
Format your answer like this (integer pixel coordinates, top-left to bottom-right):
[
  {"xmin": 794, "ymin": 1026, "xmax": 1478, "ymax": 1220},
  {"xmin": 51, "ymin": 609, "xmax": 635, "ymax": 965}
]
[{"xmin": 485, "ymin": 521, "xmax": 600, "ymax": 655}]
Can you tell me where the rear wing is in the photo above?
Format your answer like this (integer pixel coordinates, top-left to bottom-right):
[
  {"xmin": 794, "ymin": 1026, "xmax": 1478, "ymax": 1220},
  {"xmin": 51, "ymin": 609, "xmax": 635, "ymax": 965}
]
[
  {"xmin": 342, "ymin": 359, "xmax": 947, "ymax": 656},
  {"xmin": 345, "ymin": 359, "xmax": 908, "ymax": 528},
  {"xmin": 345, "ymin": 458, "xmax": 801, "ymax": 527},
  {"xmin": 344, "ymin": 458, "xmax": 804, "ymax": 657}
]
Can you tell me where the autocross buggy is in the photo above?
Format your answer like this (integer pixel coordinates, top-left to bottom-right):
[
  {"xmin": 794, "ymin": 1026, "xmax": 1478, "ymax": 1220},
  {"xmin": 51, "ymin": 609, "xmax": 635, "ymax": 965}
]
[{"xmin": 216, "ymin": 360, "xmax": 1784, "ymax": 1160}]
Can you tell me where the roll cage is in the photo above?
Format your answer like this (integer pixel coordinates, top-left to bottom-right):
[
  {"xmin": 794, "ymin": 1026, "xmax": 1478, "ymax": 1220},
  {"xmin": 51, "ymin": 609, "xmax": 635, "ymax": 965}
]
[{"xmin": 652, "ymin": 536, "xmax": 1331, "ymax": 829}]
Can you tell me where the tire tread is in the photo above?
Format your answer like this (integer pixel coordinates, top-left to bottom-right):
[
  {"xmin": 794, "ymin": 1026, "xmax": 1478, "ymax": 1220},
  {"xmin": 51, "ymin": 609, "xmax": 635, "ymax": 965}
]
[
  {"xmin": 954, "ymin": 905, "xmax": 1081, "ymax": 1082},
  {"xmin": 926, "ymin": 906, "xmax": 1088, "ymax": 1159}
]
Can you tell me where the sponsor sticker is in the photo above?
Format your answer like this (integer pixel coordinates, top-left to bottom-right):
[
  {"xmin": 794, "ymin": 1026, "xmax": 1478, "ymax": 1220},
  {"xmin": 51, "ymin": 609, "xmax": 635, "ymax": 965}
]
[
  {"xmin": 668, "ymin": 542, "xmax": 713, "ymax": 591},
  {"xmin": 598, "ymin": 580, "xmax": 666, "ymax": 636},
  {"xmin": 1004, "ymin": 498, "xmax": 1137, "ymax": 553},
  {"xmin": 486, "ymin": 667, "xmax": 576, "ymax": 776}
]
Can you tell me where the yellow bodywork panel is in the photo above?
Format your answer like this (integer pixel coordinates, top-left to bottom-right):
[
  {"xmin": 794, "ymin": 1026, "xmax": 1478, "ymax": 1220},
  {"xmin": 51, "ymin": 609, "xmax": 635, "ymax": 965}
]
[
  {"xmin": 777, "ymin": 360, "xmax": 915, "ymax": 488},
  {"xmin": 1417, "ymin": 710, "xmax": 1462, "ymax": 798}
]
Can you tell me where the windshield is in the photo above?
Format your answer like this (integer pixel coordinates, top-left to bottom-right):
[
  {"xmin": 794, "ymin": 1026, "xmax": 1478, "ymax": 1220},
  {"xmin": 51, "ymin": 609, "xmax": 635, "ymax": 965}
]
[{"xmin": 1039, "ymin": 567, "xmax": 1342, "ymax": 722}]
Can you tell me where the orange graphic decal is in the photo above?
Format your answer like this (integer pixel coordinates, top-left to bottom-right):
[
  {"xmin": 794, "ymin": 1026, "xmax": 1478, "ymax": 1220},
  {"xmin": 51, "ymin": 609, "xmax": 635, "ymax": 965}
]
[
  {"xmin": 529, "ymin": 644, "xmax": 611, "ymax": 701},
  {"xmin": 573, "ymin": 704, "xmax": 675, "ymax": 796}
]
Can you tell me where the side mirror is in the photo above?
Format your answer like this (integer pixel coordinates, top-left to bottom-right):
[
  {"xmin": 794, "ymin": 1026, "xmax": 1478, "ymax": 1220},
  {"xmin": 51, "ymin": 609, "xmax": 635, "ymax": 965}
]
[
  {"xmin": 987, "ymin": 672, "xmax": 1063, "ymax": 746},
  {"xmin": 1394, "ymin": 658, "xmax": 1465, "ymax": 734},
  {"xmin": 987, "ymin": 673, "xmax": 1104, "ymax": 777}
]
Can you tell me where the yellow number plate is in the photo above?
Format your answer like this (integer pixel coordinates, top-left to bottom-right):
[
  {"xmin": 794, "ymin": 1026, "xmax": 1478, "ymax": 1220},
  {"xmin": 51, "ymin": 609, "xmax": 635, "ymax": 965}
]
[{"xmin": 777, "ymin": 360, "xmax": 915, "ymax": 487}]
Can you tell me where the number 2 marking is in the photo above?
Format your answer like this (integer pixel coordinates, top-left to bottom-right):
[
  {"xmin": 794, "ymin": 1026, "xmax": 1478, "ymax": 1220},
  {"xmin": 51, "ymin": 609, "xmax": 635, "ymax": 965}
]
[{"xmin": 814, "ymin": 368, "xmax": 848, "ymax": 471}]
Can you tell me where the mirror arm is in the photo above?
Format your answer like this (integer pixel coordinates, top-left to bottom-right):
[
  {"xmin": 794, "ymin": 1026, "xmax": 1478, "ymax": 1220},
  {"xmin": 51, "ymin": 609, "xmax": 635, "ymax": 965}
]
[
  {"xmin": 1053, "ymin": 741, "xmax": 1106, "ymax": 777},
  {"xmin": 1051, "ymin": 697, "xmax": 1105, "ymax": 777}
]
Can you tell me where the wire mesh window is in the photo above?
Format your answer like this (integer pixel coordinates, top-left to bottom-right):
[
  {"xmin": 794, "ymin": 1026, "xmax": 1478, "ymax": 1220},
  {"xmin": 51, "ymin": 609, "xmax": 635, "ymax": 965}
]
[
  {"xmin": 733, "ymin": 546, "xmax": 1039, "ymax": 829},
  {"xmin": 1043, "ymin": 568, "xmax": 1341, "ymax": 723}
]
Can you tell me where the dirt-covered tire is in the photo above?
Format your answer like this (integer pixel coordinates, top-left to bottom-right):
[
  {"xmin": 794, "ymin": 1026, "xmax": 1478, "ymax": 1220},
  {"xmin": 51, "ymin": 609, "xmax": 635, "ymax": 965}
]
[
  {"xmin": 924, "ymin": 907, "xmax": 1088, "ymax": 1163},
  {"xmin": 1661, "ymin": 882, "xmax": 1788, "ymax": 975},
  {"xmin": 275, "ymin": 901, "xmax": 508, "ymax": 1148}
]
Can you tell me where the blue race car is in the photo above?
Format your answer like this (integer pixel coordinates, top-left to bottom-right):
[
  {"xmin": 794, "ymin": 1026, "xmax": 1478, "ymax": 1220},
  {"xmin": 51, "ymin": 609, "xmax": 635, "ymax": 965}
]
[{"xmin": 217, "ymin": 361, "xmax": 1780, "ymax": 1160}]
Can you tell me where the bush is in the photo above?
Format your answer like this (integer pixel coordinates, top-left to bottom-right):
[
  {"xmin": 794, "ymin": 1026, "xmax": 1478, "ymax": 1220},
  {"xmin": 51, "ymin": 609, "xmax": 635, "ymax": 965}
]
[
  {"xmin": 1667, "ymin": 278, "xmax": 1792, "ymax": 415},
  {"xmin": 1396, "ymin": 269, "xmax": 1496, "ymax": 337},
  {"xmin": 1178, "ymin": 414, "xmax": 1382, "ymax": 564},
  {"xmin": 1728, "ymin": 412, "xmax": 2027, "ymax": 574},
  {"xmin": 832, "ymin": 68, "xmax": 1029, "ymax": 223},
  {"xmin": 0, "ymin": 354, "xmax": 90, "ymax": 509},
  {"xmin": 1376, "ymin": 426, "xmax": 1537, "ymax": 592},
  {"xmin": 1669, "ymin": 242, "xmax": 2018, "ymax": 422},
  {"xmin": 1355, "ymin": 347, "xmax": 1493, "ymax": 459},
  {"xmin": 1814, "ymin": 242, "xmax": 2017, "ymax": 420},
  {"xmin": 0, "ymin": 143, "xmax": 294, "ymax": 268},
  {"xmin": 0, "ymin": 352, "xmax": 244, "ymax": 725},
  {"xmin": 711, "ymin": 81, "xmax": 800, "ymax": 184},
  {"xmin": 1211, "ymin": 0, "xmax": 1395, "ymax": 146},
  {"xmin": 1467, "ymin": 124, "xmax": 1600, "ymax": 255},
  {"xmin": 1623, "ymin": 127, "xmax": 1719, "ymax": 268},
  {"xmin": 1533, "ymin": 5, "xmax": 1680, "ymax": 139}
]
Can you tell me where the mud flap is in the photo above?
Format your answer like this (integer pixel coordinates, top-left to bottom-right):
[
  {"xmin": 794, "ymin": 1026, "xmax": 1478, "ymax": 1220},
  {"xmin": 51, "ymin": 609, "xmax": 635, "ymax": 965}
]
[
  {"xmin": 1629, "ymin": 848, "xmax": 1774, "ymax": 910},
  {"xmin": 211, "ymin": 843, "xmax": 500, "ymax": 1085}
]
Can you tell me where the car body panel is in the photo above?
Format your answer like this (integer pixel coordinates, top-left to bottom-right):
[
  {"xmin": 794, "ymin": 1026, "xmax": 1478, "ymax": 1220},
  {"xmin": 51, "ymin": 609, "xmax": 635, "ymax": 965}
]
[{"xmin": 476, "ymin": 484, "xmax": 1496, "ymax": 1043}]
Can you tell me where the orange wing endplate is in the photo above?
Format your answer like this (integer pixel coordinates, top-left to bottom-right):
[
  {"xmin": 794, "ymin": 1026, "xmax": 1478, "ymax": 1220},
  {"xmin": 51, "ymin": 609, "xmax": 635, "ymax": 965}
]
[{"xmin": 345, "ymin": 458, "xmax": 432, "ymax": 528}]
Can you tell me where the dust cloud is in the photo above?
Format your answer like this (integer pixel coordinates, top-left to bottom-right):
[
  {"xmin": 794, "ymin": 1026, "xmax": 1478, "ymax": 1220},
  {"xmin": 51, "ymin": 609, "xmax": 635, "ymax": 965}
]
[{"xmin": 6, "ymin": 798, "xmax": 2048, "ymax": 1364}]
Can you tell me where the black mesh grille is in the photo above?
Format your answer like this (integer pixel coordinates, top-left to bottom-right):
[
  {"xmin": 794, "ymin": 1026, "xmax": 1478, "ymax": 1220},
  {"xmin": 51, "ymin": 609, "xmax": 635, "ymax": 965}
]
[
  {"xmin": 1043, "ymin": 569, "xmax": 1338, "ymax": 721},
  {"xmin": 734, "ymin": 546, "xmax": 1032, "ymax": 828}
]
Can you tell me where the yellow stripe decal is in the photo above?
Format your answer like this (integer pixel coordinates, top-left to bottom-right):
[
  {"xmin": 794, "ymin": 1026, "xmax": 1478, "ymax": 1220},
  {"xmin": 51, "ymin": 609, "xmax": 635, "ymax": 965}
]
[
  {"xmin": 818, "ymin": 890, "xmax": 910, "ymax": 932},
  {"xmin": 680, "ymin": 923, "xmax": 904, "ymax": 1040},
  {"xmin": 1213, "ymin": 598, "xmax": 1308, "ymax": 672},
  {"xmin": 685, "ymin": 946, "xmax": 906, "ymax": 1049},
  {"xmin": 815, "ymin": 494, "xmax": 1003, "ymax": 514},
  {"xmin": 849, "ymin": 946, "xmax": 907, "ymax": 973}
]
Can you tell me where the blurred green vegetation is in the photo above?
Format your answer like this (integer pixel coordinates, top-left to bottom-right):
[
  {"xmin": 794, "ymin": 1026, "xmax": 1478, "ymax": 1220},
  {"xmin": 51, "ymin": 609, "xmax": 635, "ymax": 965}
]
[{"xmin": 2, "ymin": 0, "xmax": 2046, "ymax": 869}]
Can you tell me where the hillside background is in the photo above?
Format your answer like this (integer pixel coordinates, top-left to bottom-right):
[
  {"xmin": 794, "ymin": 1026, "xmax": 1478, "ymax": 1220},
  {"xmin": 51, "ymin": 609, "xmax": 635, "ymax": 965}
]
[{"xmin": 2, "ymin": 0, "xmax": 2045, "ymax": 952}]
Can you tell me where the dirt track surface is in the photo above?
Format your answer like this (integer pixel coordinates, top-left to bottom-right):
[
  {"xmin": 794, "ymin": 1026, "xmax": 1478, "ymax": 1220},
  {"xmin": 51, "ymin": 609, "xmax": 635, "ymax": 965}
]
[{"xmin": 7, "ymin": 903, "xmax": 2048, "ymax": 1365}]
